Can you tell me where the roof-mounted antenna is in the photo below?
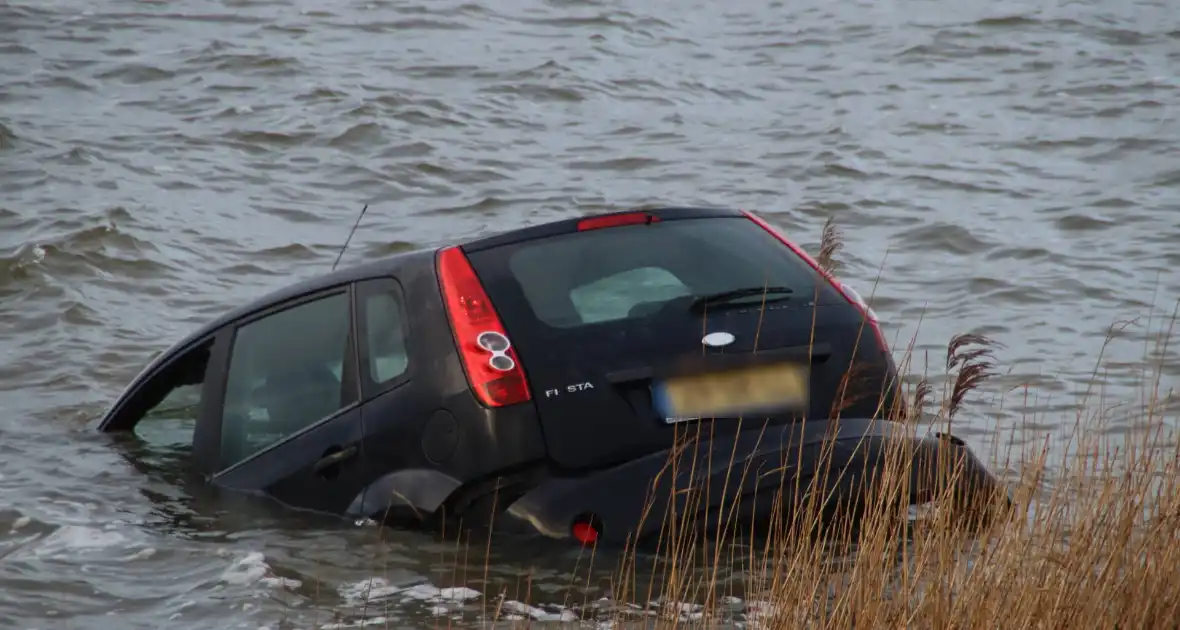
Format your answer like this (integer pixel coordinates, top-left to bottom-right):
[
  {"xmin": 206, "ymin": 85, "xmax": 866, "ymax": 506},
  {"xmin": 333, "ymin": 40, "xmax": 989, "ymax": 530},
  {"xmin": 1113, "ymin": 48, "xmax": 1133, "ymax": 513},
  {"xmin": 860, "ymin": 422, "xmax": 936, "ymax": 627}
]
[{"xmin": 332, "ymin": 203, "xmax": 369, "ymax": 272}]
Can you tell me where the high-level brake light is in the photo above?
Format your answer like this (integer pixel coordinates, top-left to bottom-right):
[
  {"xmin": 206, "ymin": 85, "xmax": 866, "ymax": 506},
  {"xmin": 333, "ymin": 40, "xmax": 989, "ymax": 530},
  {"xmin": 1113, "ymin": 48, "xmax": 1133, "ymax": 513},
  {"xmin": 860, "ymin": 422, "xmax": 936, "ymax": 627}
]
[
  {"xmin": 576, "ymin": 212, "xmax": 660, "ymax": 231},
  {"xmin": 741, "ymin": 210, "xmax": 890, "ymax": 352},
  {"xmin": 437, "ymin": 246, "xmax": 532, "ymax": 407}
]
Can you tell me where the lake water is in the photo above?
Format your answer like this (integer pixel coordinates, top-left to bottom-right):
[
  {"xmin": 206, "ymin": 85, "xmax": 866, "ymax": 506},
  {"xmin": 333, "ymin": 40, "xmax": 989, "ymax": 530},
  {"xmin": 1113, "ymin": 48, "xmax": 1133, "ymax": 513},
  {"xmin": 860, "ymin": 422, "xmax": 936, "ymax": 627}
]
[{"xmin": 1, "ymin": 0, "xmax": 1177, "ymax": 627}]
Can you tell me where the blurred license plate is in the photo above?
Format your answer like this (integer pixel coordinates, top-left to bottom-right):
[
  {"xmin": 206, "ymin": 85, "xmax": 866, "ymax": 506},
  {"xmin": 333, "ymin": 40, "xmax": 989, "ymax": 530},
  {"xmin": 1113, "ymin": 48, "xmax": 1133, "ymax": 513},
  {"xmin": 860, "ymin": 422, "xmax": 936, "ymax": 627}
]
[{"xmin": 652, "ymin": 362, "xmax": 809, "ymax": 422}]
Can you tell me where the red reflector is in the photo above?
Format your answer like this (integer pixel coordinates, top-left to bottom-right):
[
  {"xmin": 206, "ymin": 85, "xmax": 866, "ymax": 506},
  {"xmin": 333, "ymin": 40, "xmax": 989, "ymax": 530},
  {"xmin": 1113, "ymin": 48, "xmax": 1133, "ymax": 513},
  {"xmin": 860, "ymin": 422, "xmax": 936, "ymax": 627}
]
[
  {"xmin": 483, "ymin": 372, "xmax": 530, "ymax": 407},
  {"xmin": 576, "ymin": 212, "xmax": 660, "ymax": 231},
  {"xmin": 438, "ymin": 247, "xmax": 532, "ymax": 408},
  {"xmin": 572, "ymin": 522, "xmax": 598, "ymax": 545}
]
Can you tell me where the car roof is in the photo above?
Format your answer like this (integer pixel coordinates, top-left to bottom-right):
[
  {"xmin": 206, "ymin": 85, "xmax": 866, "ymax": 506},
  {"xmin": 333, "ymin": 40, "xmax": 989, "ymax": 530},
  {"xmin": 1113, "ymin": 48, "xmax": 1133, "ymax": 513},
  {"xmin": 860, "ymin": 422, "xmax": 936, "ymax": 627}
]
[
  {"xmin": 146, "ymin": 206, "xmax": 746, "ymax": 365},
  {"xmin": 155, "ymin": 247, "xmax": 436, "ymax": 360}
]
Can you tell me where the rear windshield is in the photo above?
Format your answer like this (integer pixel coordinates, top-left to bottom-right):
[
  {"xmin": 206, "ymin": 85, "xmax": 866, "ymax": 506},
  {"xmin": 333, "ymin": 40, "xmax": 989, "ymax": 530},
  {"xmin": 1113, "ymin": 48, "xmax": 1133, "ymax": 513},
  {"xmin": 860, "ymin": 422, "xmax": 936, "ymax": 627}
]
[{"xmin": 482, "ymin": 217, "xmax": 828, "ymax": 330}]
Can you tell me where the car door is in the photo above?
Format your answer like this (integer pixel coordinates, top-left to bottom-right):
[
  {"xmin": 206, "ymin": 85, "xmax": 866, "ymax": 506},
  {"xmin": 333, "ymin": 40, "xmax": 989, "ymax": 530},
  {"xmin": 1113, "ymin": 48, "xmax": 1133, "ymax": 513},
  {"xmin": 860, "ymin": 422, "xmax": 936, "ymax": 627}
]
[{"xmin": 208, "ymin": 284, "xmax": 369, "ymax": 517}]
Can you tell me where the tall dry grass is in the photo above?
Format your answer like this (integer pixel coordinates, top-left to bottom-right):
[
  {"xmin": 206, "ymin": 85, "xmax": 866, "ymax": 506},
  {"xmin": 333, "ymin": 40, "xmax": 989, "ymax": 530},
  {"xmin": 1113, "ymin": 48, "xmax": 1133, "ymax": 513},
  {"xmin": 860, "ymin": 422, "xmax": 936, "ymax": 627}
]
[{"xmin": 580, "ymin": 321, "xmax": 1179, "ymax": 629}]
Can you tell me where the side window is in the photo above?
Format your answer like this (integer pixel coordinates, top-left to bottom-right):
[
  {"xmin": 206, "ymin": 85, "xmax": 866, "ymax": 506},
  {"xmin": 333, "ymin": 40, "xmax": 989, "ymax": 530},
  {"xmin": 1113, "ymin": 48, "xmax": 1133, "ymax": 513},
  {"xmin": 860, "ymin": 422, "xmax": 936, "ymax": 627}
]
[
  {"xmin": 568, "ymin": 267, "xmax": 691, "ymax": 324},
  {"xmin": 219, "ymin": 292, "xmax": 353, "ymax": 469},
  {"xmin": 361, "ymin": 283, "xmax": 410, "ymax": 388}
]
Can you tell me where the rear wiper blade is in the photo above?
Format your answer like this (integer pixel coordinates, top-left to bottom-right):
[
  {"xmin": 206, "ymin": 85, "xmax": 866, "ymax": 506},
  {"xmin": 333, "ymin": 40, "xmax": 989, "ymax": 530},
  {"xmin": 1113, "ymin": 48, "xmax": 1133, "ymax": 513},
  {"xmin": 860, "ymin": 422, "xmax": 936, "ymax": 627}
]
[{"xmin": 689, "ymin": 286, "xmax": 794, "ymax": 311}]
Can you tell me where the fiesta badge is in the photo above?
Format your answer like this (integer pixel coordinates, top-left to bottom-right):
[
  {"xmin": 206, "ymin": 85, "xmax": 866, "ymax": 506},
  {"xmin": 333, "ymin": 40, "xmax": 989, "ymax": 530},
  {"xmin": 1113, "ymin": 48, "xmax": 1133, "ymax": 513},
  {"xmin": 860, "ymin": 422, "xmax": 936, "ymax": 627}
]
[{"xmin": 701, "ymin": 331, "xmax": 736, "ymax": 348}]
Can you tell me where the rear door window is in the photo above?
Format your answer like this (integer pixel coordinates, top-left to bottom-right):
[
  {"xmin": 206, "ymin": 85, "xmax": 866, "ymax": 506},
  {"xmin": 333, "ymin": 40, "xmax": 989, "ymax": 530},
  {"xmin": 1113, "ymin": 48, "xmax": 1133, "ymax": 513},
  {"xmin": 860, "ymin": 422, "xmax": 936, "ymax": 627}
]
[
  {"xmin": 356, "ymin": 278, "xmax": 412, "ymax": 395},
  {"xmin": 486, "ymin": 216, "xmax": 828, "ymax": 331}
]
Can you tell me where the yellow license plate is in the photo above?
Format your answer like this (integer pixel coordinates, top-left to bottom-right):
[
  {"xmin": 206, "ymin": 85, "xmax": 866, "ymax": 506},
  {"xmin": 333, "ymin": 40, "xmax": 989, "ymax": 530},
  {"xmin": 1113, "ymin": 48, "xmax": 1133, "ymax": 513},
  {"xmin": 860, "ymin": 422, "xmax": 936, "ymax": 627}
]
[{"xmin": 654, "ymin": 361, "xmax": 809, "ymax": 421}]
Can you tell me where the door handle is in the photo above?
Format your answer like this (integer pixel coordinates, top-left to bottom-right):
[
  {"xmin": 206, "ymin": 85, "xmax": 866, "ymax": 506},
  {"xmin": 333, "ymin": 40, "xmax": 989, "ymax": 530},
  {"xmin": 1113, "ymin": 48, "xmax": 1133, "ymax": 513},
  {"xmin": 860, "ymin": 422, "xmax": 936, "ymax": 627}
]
[{"xmin": 313, "ymin": 445, "xmax": 358, "ymax": 474}]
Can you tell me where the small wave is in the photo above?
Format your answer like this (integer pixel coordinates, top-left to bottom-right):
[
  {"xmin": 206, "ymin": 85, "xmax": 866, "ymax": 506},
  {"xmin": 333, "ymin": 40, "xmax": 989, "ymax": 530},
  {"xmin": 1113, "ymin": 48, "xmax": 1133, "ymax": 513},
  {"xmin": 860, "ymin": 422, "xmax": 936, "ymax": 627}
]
[
  {"xmin": 480, "ymin": 82, "xmax": 587, "ymax": 103},
  {"xmin": 375, "ymin": 141, "xmax": 434, "ymax": 159},
  {"xmin": 0, "ymin": 122, "xmax": 17, "ymax": 150},
  {"xmin": 818, "ymin": 162, "xmax": 873, "ymax": 180},
  {"xmin": 514, "ymin": 11, "xmax": 673, "ymax": 32},
  {"xmin": 360, "ymin": 241, "xmax": 421, "ymax": 259},
  {"xmin": 326, "ymin": 123, "xmax": 385, "ymax": 149},
  {"xmin": 514, "ymin": 14, "xmax": 625, "ymax": 28},
  {"xmin": 129, "ymin": 11, "xmax": 271, "ymax": 25},
  {"xmin": 0, "ymin": 43, "xmax": 36, "ymax": 55},
  {"xmin": 895, "ymin": 223, "xmax": 994, "ymax": 256},
  {"xmin": 33, "ymin": 74, "xmax": 97, "ymax": 94},
  {"xmin": 221, "ymin": 129, "xmax": 316, "ymax": 147},
  {"xmin": 900, "ymin": 174, "xmax": 1023, "ymax": 197},
  {"xmin": 1154, "ymin": 169, "xmax": 1180, "ymax": 187},
  {"xmin": 46, "ymin": 145, "xmax": 105, "ymax": 166},
  {"xmin": 94, "ymin": 64, "xmax": 177, "ymax": 85},
  {"xmin": 390, "ymin": 1, "xmax": 492, "ymax": 17},
  {"xmin": 1092, "ymin": 28, "xmax": 1149, "ymax": 46},
  {"xmin": 1089, "ymin": 198, "xmax": 1136, "ymax": 209},
  {"xmin": 240, "ymin": 242, "xmax": 323, "ymax": 261},
  {"xmin": 61, "ymin": 301, "xmax": 103, "ymax": 326},
  {"xmin": 295, "ymin": 87, "xmax": 349, "ymax": 102},
  {"xmin": 205, "ymin": 52, "xmax": 305, "ymax": 76},
  {"xmin": 986, "ymin": 245, "xmax": 1056, "ymax": 263},
  {"xmin": 0, "ymin": 212, "xmax": 180, "ymax": 295},
  {"xmin": 349, "ymin": 18, "xmax": 471, "ymax": 32},
  {"xmin": 973, "ymin": 15, "xmax": 1041, "ymax": 27},
  {"xmin": 507, "ymin": 60, "xmax": 573, "ymax": 80},
  {"xmin": 98, "ymin": 47, "xmax": 139, "ymax": 58},
  {"xmin": 411, "ymin": 162, "xmax": 511, "ymax": 185},
  {"xmin": 565, "ymin": 156, "xmax": 666, "ymax": 172},
  {"xmin": 896, "ymin": 42, "xmax": 1038, "ymax": 60},
  {"xmin": 258, "ymin": 22, "xmax": 310, "ymax": 35},
  {"xmin": 398, "ymin": 64, "xmax": 485, "ymax": 80},
  {"xmin": 390, "ymin": 107, "xmax": 466, "ymax": 129},
  {"xmin": 427, "ymin": 197, "xmax": 513, "ymax": 216},
  {"xmin": 1054, "ymin": 213, "xmax": 1117, "ymax": 232}
]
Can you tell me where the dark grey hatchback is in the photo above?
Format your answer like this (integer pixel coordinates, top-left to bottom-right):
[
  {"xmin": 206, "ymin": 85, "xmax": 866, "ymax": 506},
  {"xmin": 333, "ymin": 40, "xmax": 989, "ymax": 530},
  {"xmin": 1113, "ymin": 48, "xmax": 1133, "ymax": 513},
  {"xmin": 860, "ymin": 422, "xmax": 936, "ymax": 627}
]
[{"xmin": 96, "ymin": 207, "xmax": 1006, "ymax": 546}]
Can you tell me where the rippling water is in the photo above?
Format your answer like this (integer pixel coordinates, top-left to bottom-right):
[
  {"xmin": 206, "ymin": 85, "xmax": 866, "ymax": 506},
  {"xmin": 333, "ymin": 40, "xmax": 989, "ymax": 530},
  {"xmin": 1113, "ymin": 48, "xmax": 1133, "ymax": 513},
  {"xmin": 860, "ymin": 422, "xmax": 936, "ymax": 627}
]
[{"xmin": 1, "ymin": 0, "xmax": 1178, "ymax": 626}]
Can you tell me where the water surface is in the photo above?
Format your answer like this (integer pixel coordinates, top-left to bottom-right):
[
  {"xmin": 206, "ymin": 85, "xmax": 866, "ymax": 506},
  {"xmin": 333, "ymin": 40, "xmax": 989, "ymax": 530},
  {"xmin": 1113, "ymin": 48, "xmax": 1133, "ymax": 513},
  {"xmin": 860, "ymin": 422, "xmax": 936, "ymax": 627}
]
[{"xmin": 1, "ymin": 0, "xmax": 1178, "ymax": 626}]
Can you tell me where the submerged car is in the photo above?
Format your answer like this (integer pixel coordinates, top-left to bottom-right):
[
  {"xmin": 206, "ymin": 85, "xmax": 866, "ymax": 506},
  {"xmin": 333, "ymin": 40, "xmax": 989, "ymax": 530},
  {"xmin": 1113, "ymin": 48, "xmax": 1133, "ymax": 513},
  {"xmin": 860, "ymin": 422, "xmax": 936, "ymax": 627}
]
[{"xmin": 96, "ymin": 206, "xmax": 1005, "ymax": 545}]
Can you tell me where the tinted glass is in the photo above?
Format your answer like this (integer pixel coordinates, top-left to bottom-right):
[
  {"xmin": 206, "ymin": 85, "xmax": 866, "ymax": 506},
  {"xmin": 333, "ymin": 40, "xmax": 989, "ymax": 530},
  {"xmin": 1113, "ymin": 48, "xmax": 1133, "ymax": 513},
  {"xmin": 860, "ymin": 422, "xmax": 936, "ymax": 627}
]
[
  {"xmin": 364, "ymin": 290, "xmax": 409, "ymax": 385},
  {"xmin": 129, "ymin": 341, "xmax": 212, "ymax": 452},
  {"xmin": 219, "ymin": 291, "xmax": 352, "ymax": 469},
  {"xmin": 502, "ymin": 217, "xmax": 823, "ymax": 329}
]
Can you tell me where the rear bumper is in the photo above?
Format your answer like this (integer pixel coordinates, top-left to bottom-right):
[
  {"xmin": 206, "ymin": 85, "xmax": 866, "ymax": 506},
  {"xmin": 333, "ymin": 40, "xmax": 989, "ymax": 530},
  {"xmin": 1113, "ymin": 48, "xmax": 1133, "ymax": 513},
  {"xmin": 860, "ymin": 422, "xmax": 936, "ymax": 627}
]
[{"xmin": 493, "ymin": 418, "xmax": 1008, "ymax": 546}]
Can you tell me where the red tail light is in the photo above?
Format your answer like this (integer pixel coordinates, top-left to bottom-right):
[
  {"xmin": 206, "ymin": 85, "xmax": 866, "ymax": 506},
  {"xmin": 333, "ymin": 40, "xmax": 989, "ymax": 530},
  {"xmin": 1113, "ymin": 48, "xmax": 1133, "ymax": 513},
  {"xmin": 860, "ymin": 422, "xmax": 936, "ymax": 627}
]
[
  {"xmin": 437, "ymin": 246, "xmax": 532, "ymax": 407},
  {"xmin": 577, "ymin": 212, "xmax": 661, "ymax": 231},
  {"xmin": 572, "ymin": 521, "xmax": 599, "ymax": 545},
  {"xmin": 741, "ymin": 210, "xmax": 890, "ymax": 352}
]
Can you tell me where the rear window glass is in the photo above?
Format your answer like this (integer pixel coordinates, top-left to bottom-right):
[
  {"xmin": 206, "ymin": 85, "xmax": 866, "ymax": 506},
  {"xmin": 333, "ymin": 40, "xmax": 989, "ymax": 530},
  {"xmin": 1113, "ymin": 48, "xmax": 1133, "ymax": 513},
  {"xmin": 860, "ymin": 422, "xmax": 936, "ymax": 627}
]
[{"xmin": 501, "ymin": 217, "xmax": 824, "ymax": 329}]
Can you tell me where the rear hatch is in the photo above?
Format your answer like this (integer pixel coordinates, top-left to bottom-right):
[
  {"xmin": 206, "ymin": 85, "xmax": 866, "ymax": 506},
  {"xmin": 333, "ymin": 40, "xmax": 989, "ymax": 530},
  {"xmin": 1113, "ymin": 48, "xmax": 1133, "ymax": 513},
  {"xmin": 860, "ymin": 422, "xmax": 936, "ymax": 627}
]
[{"xmin": 463, "ymin": 210, "xmax": 887, "ymax": 471}]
